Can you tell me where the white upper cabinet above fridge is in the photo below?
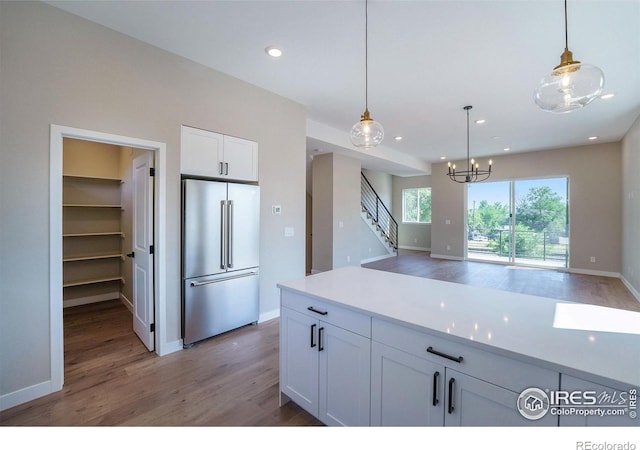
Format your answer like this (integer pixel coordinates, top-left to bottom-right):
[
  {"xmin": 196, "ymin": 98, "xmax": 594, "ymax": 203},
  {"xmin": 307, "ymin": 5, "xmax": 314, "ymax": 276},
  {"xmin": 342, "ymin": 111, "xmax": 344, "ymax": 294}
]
[{"xmin": 181, "ymin": 125, "xmax": 258, "ymax": 182}]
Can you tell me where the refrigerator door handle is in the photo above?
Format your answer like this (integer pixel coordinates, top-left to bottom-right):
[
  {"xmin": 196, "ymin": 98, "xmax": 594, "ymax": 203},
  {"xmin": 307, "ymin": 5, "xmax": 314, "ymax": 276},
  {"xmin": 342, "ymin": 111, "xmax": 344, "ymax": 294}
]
[
  {"xmin": 190, "ymin": 271, "xmax": 258, "ymax": 287},
  {"xmin": 220, "ymin": 200, "xmax": 227, "ymax": 269},
  {"xmin": 227, "ymin": 200, "xmax": 233, "ymax": 268}
]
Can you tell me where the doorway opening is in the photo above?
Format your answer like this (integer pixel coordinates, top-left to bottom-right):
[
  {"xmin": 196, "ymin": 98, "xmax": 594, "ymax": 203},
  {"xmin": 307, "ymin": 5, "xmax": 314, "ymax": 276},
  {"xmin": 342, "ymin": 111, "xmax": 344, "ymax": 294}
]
[
  {"xmin": 50, "ymin": 125, "xmax": 167, "ymax": 392},
  {"xmin": 62, "ymin": 138, "xmax": 155, "ymax": 354},
  {"xmin": 466, "ymin": 177, "xmax": 569, "ymax": 269}
]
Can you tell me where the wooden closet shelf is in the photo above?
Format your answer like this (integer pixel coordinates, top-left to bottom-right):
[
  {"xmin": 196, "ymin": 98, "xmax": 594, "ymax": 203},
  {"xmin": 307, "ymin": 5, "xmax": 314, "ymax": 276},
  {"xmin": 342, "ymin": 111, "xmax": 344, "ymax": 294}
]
[
  {"xmin": 63, "ymin": 232, "xmax": 124, "ymax": 237},
  {"xmin": 63, "ymin": 254, "xmax": 123, "ymax": 262},
  {"xmin": 63, "ymin": 204, "xmax": 123, "ymax": 208},
  {"xmin": 63, "ymin": 174, "xmax": 122, "ymax": 182},
  {"xmin": 63, "ymin": 277, "xmax": 125, "ymax": 288}
]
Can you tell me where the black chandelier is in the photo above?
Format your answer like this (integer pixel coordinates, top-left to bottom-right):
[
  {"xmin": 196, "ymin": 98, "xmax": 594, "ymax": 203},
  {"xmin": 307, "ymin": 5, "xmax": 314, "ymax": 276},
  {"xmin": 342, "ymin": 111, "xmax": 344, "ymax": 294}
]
[{"xmin": 447, "ymin": 105, "xmax": 492, "ymax": 183}]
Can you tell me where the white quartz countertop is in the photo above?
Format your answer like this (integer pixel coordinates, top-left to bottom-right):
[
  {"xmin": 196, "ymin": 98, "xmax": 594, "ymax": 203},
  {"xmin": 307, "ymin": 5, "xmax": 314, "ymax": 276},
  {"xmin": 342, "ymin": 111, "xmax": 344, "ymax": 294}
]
[{"xmin": 277, "ymin": 266, "xmax": 640, "ymax": 387}]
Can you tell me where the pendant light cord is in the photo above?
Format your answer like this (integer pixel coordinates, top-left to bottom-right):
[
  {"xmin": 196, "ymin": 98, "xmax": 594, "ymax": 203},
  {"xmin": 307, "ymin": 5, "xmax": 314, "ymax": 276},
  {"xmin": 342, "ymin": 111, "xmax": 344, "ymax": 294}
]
[
  {"xmin": 466, "ymin": 107, "xmax": 471, "ymax": 172},
  {"xmin": 564, "ymin": 0, "xmax": 569, "ymax": 50},
  {"xmin": 365, "ymin": 0, "xmax": 369, "ymax": 112}
]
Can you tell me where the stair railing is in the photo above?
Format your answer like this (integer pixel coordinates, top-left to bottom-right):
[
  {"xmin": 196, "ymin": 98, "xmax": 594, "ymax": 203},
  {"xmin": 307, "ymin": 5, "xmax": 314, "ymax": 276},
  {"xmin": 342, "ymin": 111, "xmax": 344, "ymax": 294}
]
[{"xmin": 361, "ymin": 172, "xmax": 398, "ymax": 250}]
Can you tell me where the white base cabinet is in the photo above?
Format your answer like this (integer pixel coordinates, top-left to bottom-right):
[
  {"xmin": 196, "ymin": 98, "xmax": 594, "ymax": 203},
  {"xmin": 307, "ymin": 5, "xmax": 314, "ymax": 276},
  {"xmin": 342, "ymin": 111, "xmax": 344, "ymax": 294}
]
[
  {"xmin": 280, "ymin": 292, "xmax": 371, "ymax": 426},
  {"xmin": 278, "ymin": 267, "xmax": 639, "ymax": 427},
  {"xmin": 558, "ymin": 374, "xmax": 638, "ymax": 426},
  {"xmin": 371, "ymin": 342, "xmax": 444, "ymax": 426}
]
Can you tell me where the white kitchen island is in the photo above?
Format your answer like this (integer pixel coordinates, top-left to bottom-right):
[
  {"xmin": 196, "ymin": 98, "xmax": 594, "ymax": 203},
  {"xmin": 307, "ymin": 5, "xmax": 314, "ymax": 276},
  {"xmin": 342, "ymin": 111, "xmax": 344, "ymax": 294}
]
[{"xmin": 277, "ymin": 266, "xmax": 640, "ymax": 427}]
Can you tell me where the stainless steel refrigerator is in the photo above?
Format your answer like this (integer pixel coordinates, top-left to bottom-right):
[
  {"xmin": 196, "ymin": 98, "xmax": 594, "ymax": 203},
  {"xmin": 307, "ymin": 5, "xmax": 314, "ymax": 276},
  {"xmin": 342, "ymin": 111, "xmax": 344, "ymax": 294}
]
[{"xmin": 181, "ymin": 178, "xmax": 260, "ymax": 347}]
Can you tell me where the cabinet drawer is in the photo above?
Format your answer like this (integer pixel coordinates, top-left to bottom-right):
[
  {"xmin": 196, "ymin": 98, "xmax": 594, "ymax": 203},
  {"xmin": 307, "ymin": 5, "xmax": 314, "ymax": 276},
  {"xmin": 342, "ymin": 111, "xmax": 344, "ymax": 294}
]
[
  {"xmin": 372, "ymin": 318, "xmax": 558, "ymax": 393},
  {"xmin": 281, "ymin": 290, "xmax": 371, "ymax": 338}
]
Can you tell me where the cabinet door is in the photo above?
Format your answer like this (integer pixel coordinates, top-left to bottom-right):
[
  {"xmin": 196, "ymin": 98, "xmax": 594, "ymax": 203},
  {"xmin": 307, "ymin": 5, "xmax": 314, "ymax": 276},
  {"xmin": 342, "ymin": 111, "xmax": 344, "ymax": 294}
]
[
  {"xmin": 222, "ymin": 135, "xmax": 258, "ymax": 182},
  {"xmin": 444, "ymin": 370, "xmax": 557, "ymax": 426},
  {"xmin": 181, "ymin": 126, "xmax": 223, "ymax": 178},
  {"xmin": 559, "ymin": 374, "xmax": 639, "ymax": 426},
  {"xmin": 371, "ymin": 342, "xmax": 444, "ymax": 426},
  {"xmin": 319, "ymin": 322, "xmax": 371, "ymax": 426},
  {"xmin": 280, "ymin": 307, "xmax": 319, "ymax": 416}
]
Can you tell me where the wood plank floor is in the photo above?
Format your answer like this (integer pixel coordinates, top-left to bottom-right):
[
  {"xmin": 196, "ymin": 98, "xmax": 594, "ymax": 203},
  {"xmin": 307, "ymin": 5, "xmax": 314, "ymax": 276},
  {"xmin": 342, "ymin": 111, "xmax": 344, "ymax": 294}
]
[
  {"xmin": 0, "ymin": 300, "xmax": 322, "ymax": 426},
  {"xmin": 2, "ymin": 251, "xmax": 639, "ymax": 427},
  {"xmin": 364, "ymin": 250, "xmax": 640, "ymax": 312}
]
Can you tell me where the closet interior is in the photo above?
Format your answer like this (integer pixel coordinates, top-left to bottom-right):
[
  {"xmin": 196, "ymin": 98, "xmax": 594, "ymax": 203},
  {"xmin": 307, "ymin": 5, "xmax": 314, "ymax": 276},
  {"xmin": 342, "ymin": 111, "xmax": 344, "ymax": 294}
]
[{"xmin": 62, "ymin": 138, "xmax": 148, "ymax": 310}]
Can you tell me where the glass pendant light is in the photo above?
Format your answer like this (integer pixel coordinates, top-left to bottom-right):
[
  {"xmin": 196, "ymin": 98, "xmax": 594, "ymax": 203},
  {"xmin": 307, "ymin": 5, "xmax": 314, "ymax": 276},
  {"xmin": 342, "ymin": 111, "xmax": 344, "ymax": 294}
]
[
  {"xmin": 350, "ymin": 0, "xmax": 384, "ymax": 148},
  {"xmin": 534, "ymin": 0, "xmax": 604, "ymax": 113}
]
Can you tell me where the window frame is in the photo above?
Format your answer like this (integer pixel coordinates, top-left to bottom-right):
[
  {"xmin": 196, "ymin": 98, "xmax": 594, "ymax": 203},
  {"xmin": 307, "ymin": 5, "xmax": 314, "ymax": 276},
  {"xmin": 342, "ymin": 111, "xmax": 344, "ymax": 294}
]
[{"xmin": 401, "ymin": 187, "xmax": 432, "ymax": 224}]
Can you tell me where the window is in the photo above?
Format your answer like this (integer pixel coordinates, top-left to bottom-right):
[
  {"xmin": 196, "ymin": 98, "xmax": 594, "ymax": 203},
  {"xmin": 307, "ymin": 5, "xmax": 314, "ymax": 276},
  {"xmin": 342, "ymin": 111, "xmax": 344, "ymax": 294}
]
[{"xmin": 402, "ymin": 187, "xmax": 431, "ymax": 223}]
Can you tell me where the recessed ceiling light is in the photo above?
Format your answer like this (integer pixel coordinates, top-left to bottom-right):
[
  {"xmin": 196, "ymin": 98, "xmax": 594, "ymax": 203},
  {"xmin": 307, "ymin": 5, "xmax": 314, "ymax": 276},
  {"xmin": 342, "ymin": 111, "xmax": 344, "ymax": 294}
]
[
  {"xmin": 503, "ymin": 147, "xmax": 511, "ymax": 151},
  {"xmin": 440, "ymin": 156, "xmax": 446, "ymax": 160},
  {"xmin": 394, "ymin": 136, "xmax": 403, "ymax": 141},
  {"xmin": 475, "ymin": 119, "xmax": 486, "ymax": 124},
  {"xmin": 265, "ymin": 46, "xmax": 283, "ymax": 58},
  {"xmin": 600, "ymin": 93, "xmax": 615, "ymax": 100},
  {"xmin": 588, "ymin": 136, "xmax": 599, "ymax": 140},
  {"xmin": 492, "ymin": 136, "xmax": 501, "ymax": 140}
]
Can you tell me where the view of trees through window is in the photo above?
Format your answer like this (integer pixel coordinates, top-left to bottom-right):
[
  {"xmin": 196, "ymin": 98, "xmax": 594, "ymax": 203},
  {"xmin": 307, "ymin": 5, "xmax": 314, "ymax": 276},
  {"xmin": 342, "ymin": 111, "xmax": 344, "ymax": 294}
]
[
  {"xmin": 467, "ymin": 178, "xmax": 568, "ymax": 267},
  {"xmin": 402, "ymin": 187, "xmax": 432, "ymax": 223}
]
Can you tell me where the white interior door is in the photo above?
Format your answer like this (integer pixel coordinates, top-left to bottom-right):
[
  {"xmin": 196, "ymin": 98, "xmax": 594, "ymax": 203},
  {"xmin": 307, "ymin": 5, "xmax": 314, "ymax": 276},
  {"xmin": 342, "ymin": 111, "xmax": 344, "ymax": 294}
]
[{"xmin": 132, "ymin": 152, "xmax": 155, "ymax": 351}]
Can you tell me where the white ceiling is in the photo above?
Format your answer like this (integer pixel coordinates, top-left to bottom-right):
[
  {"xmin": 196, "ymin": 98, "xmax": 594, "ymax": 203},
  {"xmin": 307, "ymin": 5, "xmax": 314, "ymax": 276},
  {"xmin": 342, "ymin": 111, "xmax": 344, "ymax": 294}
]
[{"xmin": 47, "ymin": 0, "xmax": 640, "ymax": 177}]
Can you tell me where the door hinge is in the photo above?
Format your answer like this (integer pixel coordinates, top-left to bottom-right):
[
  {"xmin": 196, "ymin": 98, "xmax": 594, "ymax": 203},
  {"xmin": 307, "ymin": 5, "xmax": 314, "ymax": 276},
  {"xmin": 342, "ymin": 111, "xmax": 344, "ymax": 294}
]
[
  {"xmin": 150, "ymin": 245, "xmax": 154, "ymax": 254},
  {"xmin": 150, "ymin": 323, "xmax": 155, "ymax": 332},
  {"xmin": 150, "ymin": 167, "xmax": 155, "ymax": 177}
]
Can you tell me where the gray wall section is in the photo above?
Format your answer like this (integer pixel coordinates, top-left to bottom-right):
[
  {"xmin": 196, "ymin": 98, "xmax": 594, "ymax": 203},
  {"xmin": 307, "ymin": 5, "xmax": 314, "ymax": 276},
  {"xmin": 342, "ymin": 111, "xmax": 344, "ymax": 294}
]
[
  {"xmin": 362, "ymin": 169, "xmax": 392, "ymax": 208},
  {"xmin": 431, "ymin": 143, "xmax": 623, "ymax": 273},
  {"xmin": 311, "ymin": 154, "xmax": 333, "ymax": 273},
  {"xmin": 311, "ymin": 153, "xmax": 361, "ymax": 272},
  {"xmin": 0, "ymin": 2, "xmax": 306, "ymax": 398},
  {"xmin": 332, "ymin": 153, "xmax": 361, "ymax": 269},
  {"xmin": 393, "ymin": 175, "xmax": 432, "ymax": 250},
  {"xmin": 622, "ymin": 115, "xmax": 640, "ymax": 296}
]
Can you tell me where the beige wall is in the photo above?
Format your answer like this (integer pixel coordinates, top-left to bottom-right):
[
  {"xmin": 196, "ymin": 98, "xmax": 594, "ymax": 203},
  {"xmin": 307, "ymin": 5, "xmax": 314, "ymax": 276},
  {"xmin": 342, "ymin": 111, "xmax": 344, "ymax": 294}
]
[
  {"xmin": 0, "ymin": 1, "xmax": 306, "ymax": 402},
  {"xmin": 362, "ymin": 169, "xmax": 392, "ymax": 208},
  {"xmin": 311, "ymin": 154, "xmax": 333, "ymax": 273},
  {"xmin": 393, "ymin": 175, "xmax": 432, "ymax": 250},
  {"xmin": 622, "ymin": 114, "xmax": 640, "ymax": 295},
  {"xmin": 431, "ymin": 143, "xmax": 622, "ymax": 273},
  {"xmin": 311, "ymin": 153, "xmax": 361, "ymax": 272}
]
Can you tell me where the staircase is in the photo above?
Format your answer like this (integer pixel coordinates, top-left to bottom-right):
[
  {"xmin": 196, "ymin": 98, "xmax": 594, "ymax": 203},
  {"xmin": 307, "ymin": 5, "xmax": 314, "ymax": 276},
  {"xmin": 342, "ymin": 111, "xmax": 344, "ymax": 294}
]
[{"xmin": 361, "ymin": 172, "xmax": 398, "ymax": 255}]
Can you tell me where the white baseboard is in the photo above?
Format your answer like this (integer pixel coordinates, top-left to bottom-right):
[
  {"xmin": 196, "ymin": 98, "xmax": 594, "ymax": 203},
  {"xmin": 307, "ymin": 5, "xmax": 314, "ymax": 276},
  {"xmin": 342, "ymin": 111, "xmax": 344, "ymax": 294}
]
[
  {"xmin": 63, "ymin": 292, "xmax": 120, "ymax": 308},
  {"xmin": 361, "ymin": 253, "xmax": 396, "ymax": 264},
  {"xmin": 259, "ymin": 308, "xmax": 280, "ymax": 323},
  {"xmin": 160, "ymin": 340, "xmax": 184, "ymax": 356},
  {"xmin": 0, "ymin": 379, "xmax": 55, "ymax": 412},
  {"xmin": 120, "ymin": 293, "xmax": 133, "ymax": 312},
  {"xmin": 568, "ymin": 268, "xmax": 621, "ymax": 278},
  {"xmin": 429, "ymin": 253, "xmax": 464, "ymax": 261},
  {"xmin": 620, "ymin": 276, "xmax": 640, "ymax": 303},
  {"xmin": 398, "ymin": 245, "xmax": 430, "ymax": 252}
]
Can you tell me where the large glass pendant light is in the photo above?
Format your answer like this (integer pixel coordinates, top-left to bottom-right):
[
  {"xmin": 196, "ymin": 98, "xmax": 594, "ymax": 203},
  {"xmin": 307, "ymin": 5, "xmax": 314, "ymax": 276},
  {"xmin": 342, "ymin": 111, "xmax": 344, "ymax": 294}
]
[
  {"xmin": 350, "ymin": 0, "xmax": 384, "ymax": 148},
  {"xmin": 534, "ymin": 0, "xmax": 604, "ymax": 113}
]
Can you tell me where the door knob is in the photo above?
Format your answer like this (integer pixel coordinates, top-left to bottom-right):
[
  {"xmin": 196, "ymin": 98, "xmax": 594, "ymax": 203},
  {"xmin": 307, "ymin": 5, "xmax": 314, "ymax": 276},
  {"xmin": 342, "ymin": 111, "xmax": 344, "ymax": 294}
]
[{"xmin": 126, "ymin": 252, "xmax": 135, "ymax": 258}]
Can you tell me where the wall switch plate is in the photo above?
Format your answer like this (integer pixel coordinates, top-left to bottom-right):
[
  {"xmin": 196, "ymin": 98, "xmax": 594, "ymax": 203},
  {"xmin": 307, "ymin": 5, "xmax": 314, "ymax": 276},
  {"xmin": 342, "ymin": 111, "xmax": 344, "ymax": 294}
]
[
  {"xmin": 445, "ymin": 219, "xmax": 451, "ymax": 224},
  {"xmin": 284, "ymin": 227, "xmax": 294, "ymax": 237},
  {"xmin": 272, "ymin": 205, "xmax": 282, "ymax": 215}
]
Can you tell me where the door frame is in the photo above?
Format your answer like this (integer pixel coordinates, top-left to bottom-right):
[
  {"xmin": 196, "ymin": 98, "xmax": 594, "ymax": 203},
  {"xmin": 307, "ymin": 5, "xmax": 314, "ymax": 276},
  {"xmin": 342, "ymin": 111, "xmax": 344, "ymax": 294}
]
[{"xmin": 50, "ymin": 124, "xmax": 167, "ymax": 391}]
